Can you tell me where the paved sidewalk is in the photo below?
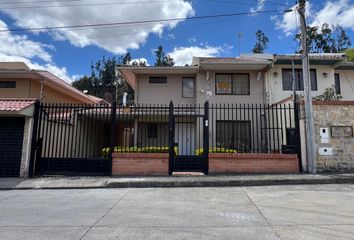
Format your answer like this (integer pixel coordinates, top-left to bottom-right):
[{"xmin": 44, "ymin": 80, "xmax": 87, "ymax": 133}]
[{"xmin": 1, "ymin": 173, "xmax": 354, "ymax": 190}]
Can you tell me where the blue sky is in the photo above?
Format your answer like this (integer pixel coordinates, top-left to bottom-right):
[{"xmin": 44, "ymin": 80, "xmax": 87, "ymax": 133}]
[{"xmin": 0, "ymin": 0, "xmax": 353, "ymax": 82}]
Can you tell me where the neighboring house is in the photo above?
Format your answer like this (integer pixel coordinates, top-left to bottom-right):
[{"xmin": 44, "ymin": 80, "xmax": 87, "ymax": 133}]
[
  {"xmin": 0, "ymin": 62, "xmax": 100, "ymax": 177},
  {"xmin": 118, "ymin": 53, "xmax": 354, "ymax": 106},
  {"xmin": 115, "ymin": 53, "xmax": 354, "ymax": 167}
]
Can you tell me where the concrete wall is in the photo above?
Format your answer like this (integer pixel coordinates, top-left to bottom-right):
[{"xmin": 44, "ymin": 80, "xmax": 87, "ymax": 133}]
[
  {"xmin": 311, "ymin": 102, "xmax": 354, "ymax": 172},
  {"xmin": 136, "ymin": 74, "xmax": 196, "ymax": 104},
  {"xmin": 267, "ymin": 65, "xmax": 354, "ymax": 104}
]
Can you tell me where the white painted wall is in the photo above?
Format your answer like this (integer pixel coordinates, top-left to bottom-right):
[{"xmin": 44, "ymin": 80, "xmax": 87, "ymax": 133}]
[{"xmin": 267, "ymin": 64, "xmax": 354, "ymax": 104}]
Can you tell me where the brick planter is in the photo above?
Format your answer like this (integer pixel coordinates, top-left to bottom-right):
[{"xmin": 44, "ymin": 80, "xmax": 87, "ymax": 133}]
[
  {"xmin": 112, "ymin": 153, "xmax": 169, "ymax": 176},
  {"xmin": 209, "ymin": 153, "xmax": 299, "ymax": 174}
]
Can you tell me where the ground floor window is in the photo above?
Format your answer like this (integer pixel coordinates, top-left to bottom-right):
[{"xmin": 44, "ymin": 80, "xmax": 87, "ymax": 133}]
[{"xmin": 216, "ymin": 121, "xmax": 251, "ymax": 151}]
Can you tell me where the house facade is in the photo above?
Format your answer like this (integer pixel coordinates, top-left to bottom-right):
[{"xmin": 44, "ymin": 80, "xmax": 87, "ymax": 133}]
[{"xmin": 0, "ymin": 62, "xmax": 100, "ymax": 178}]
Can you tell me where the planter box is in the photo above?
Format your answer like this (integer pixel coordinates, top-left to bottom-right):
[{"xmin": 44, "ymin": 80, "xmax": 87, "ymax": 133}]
[
  {"xmin": 112, "ymin": 153, "xmax": 169, "ymax": 176},
  {"xmin": 209, "ymin": 153, "xmax": 299, "ymax": 174}
]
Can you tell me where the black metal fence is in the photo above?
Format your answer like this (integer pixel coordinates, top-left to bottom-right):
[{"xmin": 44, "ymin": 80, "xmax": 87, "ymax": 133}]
[
  {"xmin": 209, "ymin": 103, "xmax": 297, "ymax": 153},
  {"xmin": 30, "ymin": 101, "xmax": 299, "ymax": 176}
]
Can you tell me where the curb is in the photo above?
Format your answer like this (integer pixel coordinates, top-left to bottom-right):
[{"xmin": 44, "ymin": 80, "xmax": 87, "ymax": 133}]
[{"xmin": 2, "ymin": 175, "xmax": 354, "ymax": 190}]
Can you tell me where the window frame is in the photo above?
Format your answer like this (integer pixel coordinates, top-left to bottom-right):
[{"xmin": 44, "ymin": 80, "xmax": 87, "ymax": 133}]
[
  {"xmin": 215, "ymin": 73, "xmax": 250, "ymax": 95},
  {"xmin": 334, "ymin": 73, "xmax": 341, "ymax": 95},
  {"xmin": 282, "ymin": 68, "xmax": 317, "ymax": 91},
  {"xmin": 0, "ymin": 81, "xmax": 16, "ymax": 88},
  {"xmin": 182, "ymin": 77, "xmax": 195, "ymax": 98},
  {"xmin": 149, "ymin": 76, "xmax": 167, "ymax": 84}
]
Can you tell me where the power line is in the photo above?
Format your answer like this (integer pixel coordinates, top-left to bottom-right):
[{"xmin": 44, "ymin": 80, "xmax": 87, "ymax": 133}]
[
  {"xmin": 0, "ymin": 9, "xmax": 281, "ymax": 33},
  {"xmin": 0, "ymin": 0, "xmax": 174, "ymax": 9}
]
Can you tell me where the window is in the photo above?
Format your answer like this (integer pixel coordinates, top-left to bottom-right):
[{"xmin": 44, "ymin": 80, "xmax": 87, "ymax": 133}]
[
  {"xmin": 282, "ymin": 69, "xmax": 317, "ymax": 91},
  {"xmin": 334, "ymin": 73, "xmax": 341, "ymax": 94},
  {"xmin": 182, "ymin": 78, "xmax": 195, "ymax": 98},
  {"xmin": 149, "ymin": 77, "xmax": 167, "ymax": 84},
  {"xmin": 0, "ymin": 81, "xmax": 16, "ymax": 88},
  {"xmin": 216, "ymin": 121, "xmax": 251, "ymax": 151},
  {"xmin": 147, "ymin": 123, "xmax": 158, "ymax": 138},
  {"xmin": 215, "ymin": 74, "xmax": 250, "ymax": 95}
]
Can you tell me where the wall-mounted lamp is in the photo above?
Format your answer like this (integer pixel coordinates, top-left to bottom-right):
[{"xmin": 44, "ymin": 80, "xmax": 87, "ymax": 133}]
[
  {"xmin": 274, "ymin": 72, "xmax": 279, "ymax": 78},
  {"xmin": 323, "ymin": 72, "xmax": 328, "ymax": 78}
]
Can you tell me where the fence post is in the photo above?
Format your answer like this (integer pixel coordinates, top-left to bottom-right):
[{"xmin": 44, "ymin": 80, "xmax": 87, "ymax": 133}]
[
  {"xmin": 203, "ymin": 101, "xmax": 209, "ymax": 175},
  {"xmin": 168, "ymin": 101, "xmax": 174, "ymax": 175},
  {"xmin": 109, "ymin": 101, "xmax": 117, "ymax": 176},
  {"xmin": 294, "ymin": 100, "xmax": 302, "ymax": 172},
  {"xmin": 28, "ymin": 99, "xmax": 40, "ymax": 178}
]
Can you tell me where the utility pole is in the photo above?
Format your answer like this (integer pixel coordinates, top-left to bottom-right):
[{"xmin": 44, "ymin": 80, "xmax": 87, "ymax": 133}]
[{"xmin": 297, "ymin": 0, "xmax": 316, "ymax": 173}]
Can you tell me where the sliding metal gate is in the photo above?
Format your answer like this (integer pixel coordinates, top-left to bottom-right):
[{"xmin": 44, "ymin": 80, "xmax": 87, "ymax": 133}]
[{"xmin": 31, "ymin": 102, "xmax": 113, "ymax": 176}]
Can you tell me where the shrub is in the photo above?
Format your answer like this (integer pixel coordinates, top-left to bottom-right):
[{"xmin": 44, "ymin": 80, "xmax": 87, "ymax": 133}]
[
  {"xmin": 195, "ymin": 148, "xmax": 237, "ymax": 156},
  {"xmin": 102, "ymin": 146, "xmax": 177, "ymax": 157}
]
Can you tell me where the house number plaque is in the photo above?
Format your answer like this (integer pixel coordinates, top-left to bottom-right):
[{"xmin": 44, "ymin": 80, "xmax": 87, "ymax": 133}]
[{"xmin": 331, "ymin": 126, "xmax": 353, "ymax": 138}]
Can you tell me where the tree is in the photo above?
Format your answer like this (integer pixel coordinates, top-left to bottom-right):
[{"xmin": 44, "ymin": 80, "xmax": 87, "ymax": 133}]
[
  {"xmin": 335, "ymin": 26, "xmax": 352, "ymax": 52},
  {"xmin": 71, "ymin": 55, "xmax": 134, "ymax": 103},
  {"xmin": 295, "ymin": 23, "xmax": 351, "ymax": 53},
  {"xmin": 154, "ymin": 45, "xmax": 175, "ymax": 66},
  {"xmin": 252, "ymin": 30, "xmax": 269, "ymax": 53},
  {"xmin": 345, "ymin": 48, "xmax": 354, "ymax": 61}
]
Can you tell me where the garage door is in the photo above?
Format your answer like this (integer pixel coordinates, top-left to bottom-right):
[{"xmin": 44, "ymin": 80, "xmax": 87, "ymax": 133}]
[{"xmin": 0, "ymin": 118, "xmax": 25, "ymax": 177}]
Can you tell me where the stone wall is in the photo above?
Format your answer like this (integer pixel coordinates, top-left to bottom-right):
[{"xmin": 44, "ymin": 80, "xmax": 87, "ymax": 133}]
[{"xmin": 312, "ymin": 101, "xmax": 354, "ymax": 172}]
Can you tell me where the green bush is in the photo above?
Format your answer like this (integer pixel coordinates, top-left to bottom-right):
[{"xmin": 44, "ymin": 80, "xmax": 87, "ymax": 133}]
[
  {"xmin": 195, "ymin": 148, "xmax": 237, "ymax": 156},
  {"xmin": 102, "ymin": 146, "xmax": 178, "ymax": 157}
]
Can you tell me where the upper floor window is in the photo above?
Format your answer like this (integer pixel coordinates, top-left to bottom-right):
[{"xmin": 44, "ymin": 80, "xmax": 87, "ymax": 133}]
[
  {"xmin": 334, "ymin": 73, "xmax": 341, "ymax": 94},
  {"xmin": 182, "ymin": 78, "xmax": 195, "ymax": 98},
  {"xmin": 149, "ymin": 76, "xmax": 167, "ymax": 84},
  {"xmin": 215, "ymin": 74, "xmax": 250, "ymax": 95},
  {"xmin": 0, "ymin": 81, "xmax": 16, "ymax": 88},
  {"xmin": 282, "ymin": 69, "xmax": 317, "ymax": 91}
]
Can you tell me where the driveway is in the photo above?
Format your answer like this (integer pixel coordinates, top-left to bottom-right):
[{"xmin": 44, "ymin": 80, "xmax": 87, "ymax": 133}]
[{"xmin": 0, "ymin": 184, "xmax": 354, "ymax": 239}]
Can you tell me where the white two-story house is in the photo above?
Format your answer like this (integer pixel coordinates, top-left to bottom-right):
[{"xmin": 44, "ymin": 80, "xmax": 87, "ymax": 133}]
[{"xmin": 116, "ymin": 53, "xmax": 354, "ymax": 156}]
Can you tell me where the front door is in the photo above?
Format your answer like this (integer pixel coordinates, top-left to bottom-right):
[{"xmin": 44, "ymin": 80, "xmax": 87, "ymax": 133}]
[{"xmin": 175, "ymin": 123, "xmax": 195, "ymax": 155}]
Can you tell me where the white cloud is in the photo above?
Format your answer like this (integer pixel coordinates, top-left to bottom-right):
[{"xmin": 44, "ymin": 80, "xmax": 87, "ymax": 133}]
[
  {"xmin": 272, "ymin": 3, "xmax": 312, "ymax": 36},
  {"xmin": 168, "ymin": 46, "xmax": 223, "ymax": 66},
  {"xmin": 311, "ymin": 0, "xmax": 354, "ymax": 31},
  {"xmin": 0, "ymin": 20, "xmax": 72, "ymax": 82},
  {"xmin": 0, "ymin": 0, "xmax": 194, "ymax": 54},
  {"xmin": 250, "ymin": 0, "xmax": 266, "ymax": 14},
  {"xmin": 273, "ymin": 0, "xmax": 354, "ymax": 37},
  {"xmin": 0, "ymin": 20, "xmax": 53, "ymax": 62}
]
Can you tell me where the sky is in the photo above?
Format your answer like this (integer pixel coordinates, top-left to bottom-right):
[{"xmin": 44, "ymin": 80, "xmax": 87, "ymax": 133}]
[{"xmin": 0, "ymin": 0, "xmax": 354, "ymax": 83}]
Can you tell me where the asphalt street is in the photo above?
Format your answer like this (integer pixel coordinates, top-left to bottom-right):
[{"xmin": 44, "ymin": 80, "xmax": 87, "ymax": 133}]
[{"xmin": 0, "ymin": 184, "xmax": 354, "ymax": 239}]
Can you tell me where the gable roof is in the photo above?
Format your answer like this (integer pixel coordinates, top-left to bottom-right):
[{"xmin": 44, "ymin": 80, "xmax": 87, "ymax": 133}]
[{"xmin": 0, "ymin": 64, "xmax": 97, "ymax": 104}]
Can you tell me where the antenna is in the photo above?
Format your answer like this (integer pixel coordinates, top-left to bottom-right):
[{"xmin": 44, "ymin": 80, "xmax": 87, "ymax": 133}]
[{"xmin": 238, "ymin": 32, "xmax": 243, "ymax": 56}]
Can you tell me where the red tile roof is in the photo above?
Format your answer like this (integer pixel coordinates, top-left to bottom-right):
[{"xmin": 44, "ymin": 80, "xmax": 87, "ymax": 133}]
[{"xmin": 0, "ymin": 98, "xmax": 36, "ymax": 112}]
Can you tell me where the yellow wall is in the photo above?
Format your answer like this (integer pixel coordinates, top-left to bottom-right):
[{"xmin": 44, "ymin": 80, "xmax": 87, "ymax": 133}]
[{"xmin": 0, "ymin": 78, "xmax": 86, "ymax": 103}]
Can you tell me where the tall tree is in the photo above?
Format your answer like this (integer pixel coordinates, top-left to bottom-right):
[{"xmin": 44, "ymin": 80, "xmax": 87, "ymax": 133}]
[
  {"xmin": 252, "ymin": 30, "xmax": 269, "ymax": 53},
  {"xmin": 335, "ymin": 26, "xmax": 352, "ymax": 52},
  {"xmin": 154, "ymin": 45, "xmax": 175, "ymax": 66},
  {"xmin": 71, "ymin": 55, "xmax": 134, "ymax": 103},
  {"xmin": 295, "ymin": 23, "xmax": 351, "ymax": 53}
]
